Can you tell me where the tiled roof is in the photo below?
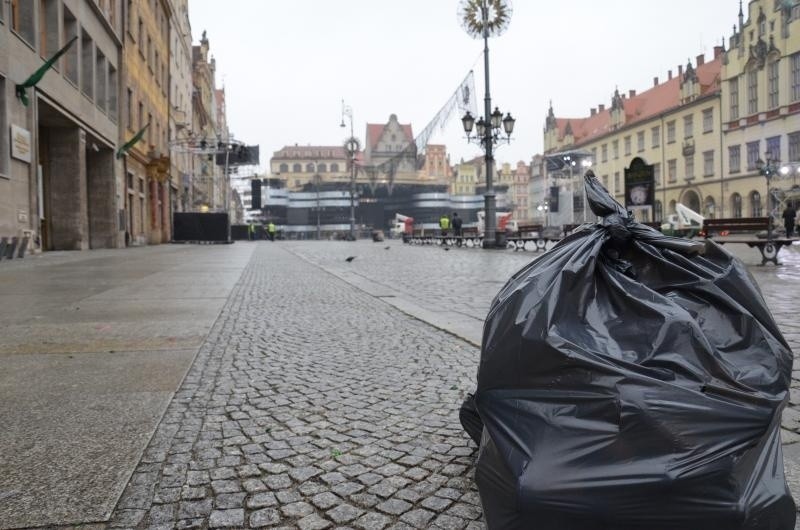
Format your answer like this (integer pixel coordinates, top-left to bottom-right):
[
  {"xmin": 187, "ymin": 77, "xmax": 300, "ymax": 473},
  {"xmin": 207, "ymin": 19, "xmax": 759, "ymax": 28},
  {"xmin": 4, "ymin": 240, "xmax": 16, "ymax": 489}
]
[
  {"xmin": 555, "ymin": 56, "xmax": 722, "ymax": 146},
  {"xmin": 366, "ymin": 122, "xmax": 414, "ymax": 149}
]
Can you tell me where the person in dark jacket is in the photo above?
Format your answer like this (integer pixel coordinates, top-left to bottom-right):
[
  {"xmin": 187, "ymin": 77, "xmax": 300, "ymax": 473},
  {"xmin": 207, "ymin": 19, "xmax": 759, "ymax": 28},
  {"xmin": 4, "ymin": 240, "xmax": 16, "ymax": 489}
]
[
  {"xmin": 451, "ymin": 212, "xmax": 463, "ymax": 237},
  {"xmin": 783, "ymin": 205, "xmax": 797, "ymax": 238}
]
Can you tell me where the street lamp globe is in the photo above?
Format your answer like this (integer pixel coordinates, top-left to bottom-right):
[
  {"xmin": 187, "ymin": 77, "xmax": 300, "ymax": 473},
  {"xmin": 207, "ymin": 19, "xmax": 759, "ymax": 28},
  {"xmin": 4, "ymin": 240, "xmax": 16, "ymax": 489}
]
[
  {"xmin": 502, "ymin": 112, "xmax": 515, "ymax": 136},
  {"xmin": 490, "ymin": 107, "xmax": 503, "ymax": 129},
  {"xmin": 461, "ymin": 111, "xmax": 475, "ymax": 135}
]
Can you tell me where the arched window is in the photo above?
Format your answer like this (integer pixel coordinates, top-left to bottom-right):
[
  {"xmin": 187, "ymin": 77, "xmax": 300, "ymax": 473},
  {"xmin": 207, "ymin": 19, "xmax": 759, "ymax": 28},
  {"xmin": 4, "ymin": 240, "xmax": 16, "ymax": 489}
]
[
  {"xmin": 654, "ymin": 200, "xmax": 663, "ymax": 222},
  {"xmin": 330, "ymin": 163, "xmax": 340, "ymax": 172},
  {"xmin": 750, "ymin": 191, "xmax": 762, "ymax": 216},
  {"xmin": 306, "ymin": 163, "xmax": 315, "ymax": 172},
  {"xmin": 731, "ymin": 193, "xmax": 742, "ymax": 218},
  {"xmin": 704, "ymin": 196, "xmax": 716, "ymax": 219},
  {"xmin": 317, "ymin": 163, "xmax": 327, "ymax": 173},
  {"xmin": 682, "ymin": 190, "xmax": 701, "ymax": 213},
  {"xmin": 279, "ymin": 163, "xmax": 289, "ymax": 173},
  {"xmin": 292, "ymin": 163, "xmax": 302, "ymax": 172}
]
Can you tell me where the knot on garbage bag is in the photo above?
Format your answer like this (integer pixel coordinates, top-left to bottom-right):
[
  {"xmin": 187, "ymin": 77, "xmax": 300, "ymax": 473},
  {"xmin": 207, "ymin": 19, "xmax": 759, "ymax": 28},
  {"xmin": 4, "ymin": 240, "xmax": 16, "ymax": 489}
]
[{"xmin": 603, "ymin": 212, "xmax": 634, "ymax": 246}]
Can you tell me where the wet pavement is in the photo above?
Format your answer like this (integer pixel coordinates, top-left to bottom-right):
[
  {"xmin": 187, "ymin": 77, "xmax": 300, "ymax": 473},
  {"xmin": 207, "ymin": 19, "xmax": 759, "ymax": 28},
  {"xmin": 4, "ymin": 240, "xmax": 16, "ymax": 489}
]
[{"xmin": 0, "ymin": 239, "xmax": 798, "ymax": 529}]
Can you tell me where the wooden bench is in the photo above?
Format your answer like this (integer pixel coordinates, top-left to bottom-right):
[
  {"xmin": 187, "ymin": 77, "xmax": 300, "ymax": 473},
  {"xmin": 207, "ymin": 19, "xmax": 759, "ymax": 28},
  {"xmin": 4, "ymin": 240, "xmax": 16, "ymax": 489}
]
[{"xmin": 702, "ymin": 217, "xmax": 794, "ymax": 265}]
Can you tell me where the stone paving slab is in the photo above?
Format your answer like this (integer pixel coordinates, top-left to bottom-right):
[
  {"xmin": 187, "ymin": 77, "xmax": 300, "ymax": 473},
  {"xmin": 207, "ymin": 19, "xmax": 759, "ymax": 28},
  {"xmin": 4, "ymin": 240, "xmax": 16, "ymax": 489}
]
[
  {"xmin": 0, "ymin": 244, "xmax": 254, "ymax": 529},
  {"xmin": 0, "ymin": 349, "xmax": 196, "ymax": 527}
]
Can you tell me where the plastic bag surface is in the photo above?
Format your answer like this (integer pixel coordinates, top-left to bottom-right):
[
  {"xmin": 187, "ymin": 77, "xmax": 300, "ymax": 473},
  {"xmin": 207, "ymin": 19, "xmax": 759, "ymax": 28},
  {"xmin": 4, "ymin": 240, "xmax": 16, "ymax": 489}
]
[{"xmin": 471, "ymin": 172, "xmax": 796, "ymax": 529}]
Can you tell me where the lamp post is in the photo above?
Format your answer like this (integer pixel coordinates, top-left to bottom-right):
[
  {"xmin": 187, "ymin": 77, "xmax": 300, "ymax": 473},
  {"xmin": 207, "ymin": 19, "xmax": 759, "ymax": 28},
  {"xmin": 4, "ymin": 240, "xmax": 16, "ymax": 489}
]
[
  {"xmin": 459, "ymin": 0, "xmax": 514, "ymax": 248},
  {"xmin": 756, "ymin": 153, "xmax": 779, "ymax": 242},
  {"xmin": 341, "ymin": 101, "xmax": 359, "ymax": 241},
  {"xmin": 580, "ymin": 158, "xmax": 592, "ymax": 222},
  {"xmin": 314, "ymin": 171, "xmax": 321, "ymax": 240},
  {"xmin": 562, "ymin": 155, "xmax": 576, "ymax": 224}
]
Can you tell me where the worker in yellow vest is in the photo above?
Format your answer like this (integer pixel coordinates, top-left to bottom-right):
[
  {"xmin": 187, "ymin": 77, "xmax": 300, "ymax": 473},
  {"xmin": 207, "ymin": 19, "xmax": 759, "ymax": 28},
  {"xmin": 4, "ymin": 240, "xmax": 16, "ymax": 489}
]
[
  {"xmin": 439, "ymin": 213, "xmax": 450, "ymax": 237},
  {"xmin": 267, "ymin": 222, "xmax": 276, "ymax": 241}
]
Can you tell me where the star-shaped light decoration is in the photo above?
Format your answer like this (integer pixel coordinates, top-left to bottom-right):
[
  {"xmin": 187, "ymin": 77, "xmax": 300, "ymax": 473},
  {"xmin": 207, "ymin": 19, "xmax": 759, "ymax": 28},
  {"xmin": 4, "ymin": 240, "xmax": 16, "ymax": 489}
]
[{"xmin": 458, "ymin": 0, "xmax": 513, "ymax": 40}]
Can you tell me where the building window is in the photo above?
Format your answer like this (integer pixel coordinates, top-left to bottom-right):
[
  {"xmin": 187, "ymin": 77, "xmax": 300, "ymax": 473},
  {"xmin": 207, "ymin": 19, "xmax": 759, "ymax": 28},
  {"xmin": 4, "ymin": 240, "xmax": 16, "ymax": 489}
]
[
  {"xmin": 685, "ymin": 155, "xmax": 694, "ymax": 179},
  {"xmin": 0, "ymin": 77, "xmax": 6, "ymax": 176},
  {"xmin": 306, "ymin": 163, "xmax": 315, "ymax": 172},
  {"xmin": 317, "ymin": 163, "xmax": 327, "ymax": 172},
  {"xmin": 63, "ymin": 7, "xmax": 79, "ymax": 85},
  {"xmin": 612, "ymin": 140, "xmax": 619, "ymax": 159},
  {"xmin": 81, "ymin": 30, "xmax": 94, "ymax": 100},
  {"xmin": 746, "ymin": 141, "xmax": 760, "ymax": 170},
  {"xmin": 637, "ymin": 131, "xmax": 645, "ymax": 152},
  {"xmin": 788, "ymin": 131, "xmax": 800, "ymax": 162},
  {"xmin": 731, "ymin": 192, "xmax": 742, "ymax": 218},
  {"xmin": 292, "ymin": 163, "xmax": 301, "ymax": 172},
  {"xmin": 127, "ymin": 0, "xmax": 133, "ymax": 34},
  {"xmin": 614, "ymin": 171, "xmax": 620, "ymax": 193},
  {"xmin": 729, "ymin": 77, "xmax": 740, "ymax": 120},
  {"xmin": 651, "ymin": 126, "xmax": 660, "ymax": 148},
  {"xmin": 653, "ymin": 162, "xmax": 661, "ymax": 186},
  {"xmin": 40, "ymin": 0, "xmax": 59, "ymax": 58},
  {"xmin": 667, "ymin": 159, "xmax": 677, "ymax": 182},
  {"xmin": 792, "ymin": 53, "xmax": 800, "ymax": 102},
  {"xmin": 747, "ymin": 69, "xmax": 758, "ymax": 114},
  {"xmin": 768, "ymin": 61, "xmax": 780, "ymax": 109},
  {"xmin": 703, "ymin": 150, "xmax": 714, "ymax": 177},
  {"xmin": 331, "ymin": 163, "xmax": 339, "ymax": 172},
  {"xmin": 729, "ymin": 145, "xmax": 741, "ymax": 173},
  {"xmin": 138, "ymin": 17, "xmax": 143, "ymax": 51},
  {"xmin": 702, "ymin": 108, "xmax": 713, "ymax": 133},
  {"xmin": 126, "ymin": 88, "xmax": 133, "ymax": 130},
  {"xmin": 766, "ymin": 136, "xmax": 781, "ymax": 161},
  {"xmin": 138, "ymin": 101, "xmax": 144, "ymax": 130},
  {"xmin": 601, "ymin": 144, "xmax": 607, "ymax": 162},
  {"xmin": 279, "ymin": 163, "xmax": 288, "ymax": 172},
  {"xmin": 654, "ymin": 200, "xmax": 663, "ymax": 222},
  {"xmin": 95, "ymin": 51, "xmax": 107, "ymax": 112},
  {"xmin": 624, "ymin": 136, "xmax": 631, "ymax": 156},
  {"xmin": 667, "ymin": 121, "xmax": 676, "ymax": 143},
  {"xmin": 750, "ymin": 191, "xmax": 762, "ymax": 216},
  {"xmin": 683, "ymin": 115, "xmax": 693, "ymax": 139},
  {"xmin": 11, "ymin": 0, "xmax": 35, "ymax": 45},
  {"xmin": 108, "ymin": 65, "xmax": 117, "ymax": 121}
]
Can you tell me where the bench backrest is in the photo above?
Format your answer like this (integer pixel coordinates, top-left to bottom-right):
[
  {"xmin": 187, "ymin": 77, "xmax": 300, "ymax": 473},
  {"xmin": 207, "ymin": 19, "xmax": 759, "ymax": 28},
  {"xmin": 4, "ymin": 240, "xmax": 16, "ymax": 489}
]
[
  {"xmin": 702, "ymin": 217, "xmax": 769, "ymax": 235},
  {"xmin": 515, "ymin": 224, "xmax": 543, "ymax": 235}
]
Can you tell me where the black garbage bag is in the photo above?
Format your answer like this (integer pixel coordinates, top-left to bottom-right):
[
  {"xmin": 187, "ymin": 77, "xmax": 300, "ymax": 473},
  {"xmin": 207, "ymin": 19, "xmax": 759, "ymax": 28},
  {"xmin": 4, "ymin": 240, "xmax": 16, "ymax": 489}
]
[{"xmin": 469, "ymin": 172, "xmax": 796, "ymax": 530}]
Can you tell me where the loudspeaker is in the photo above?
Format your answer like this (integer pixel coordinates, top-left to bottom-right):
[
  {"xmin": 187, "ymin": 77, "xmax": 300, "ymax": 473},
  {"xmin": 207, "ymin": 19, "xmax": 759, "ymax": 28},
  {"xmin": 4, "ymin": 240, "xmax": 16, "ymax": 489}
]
[{"xmin": 251, "ymin": 179, "xmax": 262, "ymax": 210}]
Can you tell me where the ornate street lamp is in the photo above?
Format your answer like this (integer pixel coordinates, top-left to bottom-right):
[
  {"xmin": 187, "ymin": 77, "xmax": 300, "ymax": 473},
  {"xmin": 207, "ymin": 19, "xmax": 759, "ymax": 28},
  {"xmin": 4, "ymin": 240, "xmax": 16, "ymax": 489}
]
[
  {"xmin": 756, "ymin": 153, "xmax": 779, "ymax": 242},
  {"xmin": 340, "ymin": 101, "xmax": 360, "ymax": 241},
  {"xmin": 459, "ymin": 0, "xmax": 514, "ymax": 248}
]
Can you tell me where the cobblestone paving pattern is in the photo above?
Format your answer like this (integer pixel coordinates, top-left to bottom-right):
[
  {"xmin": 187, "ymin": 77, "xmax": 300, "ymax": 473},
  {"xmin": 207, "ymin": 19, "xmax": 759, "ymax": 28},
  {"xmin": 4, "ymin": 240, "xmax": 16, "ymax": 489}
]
[
  {"xmin": 108, "ymin": 243, "xmax": 484, "ymax": 529},
  {"xmin": 286, "ymin": 240, "xmax": 800, "ymax": 443}
]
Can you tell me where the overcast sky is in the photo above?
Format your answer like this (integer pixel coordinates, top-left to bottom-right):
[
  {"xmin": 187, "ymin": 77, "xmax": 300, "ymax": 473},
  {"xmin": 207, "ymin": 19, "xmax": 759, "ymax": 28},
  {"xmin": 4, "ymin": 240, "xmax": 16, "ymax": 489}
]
[{"xmin": 188, "ymin": 0, "xmax": 740, "ymax": 173}]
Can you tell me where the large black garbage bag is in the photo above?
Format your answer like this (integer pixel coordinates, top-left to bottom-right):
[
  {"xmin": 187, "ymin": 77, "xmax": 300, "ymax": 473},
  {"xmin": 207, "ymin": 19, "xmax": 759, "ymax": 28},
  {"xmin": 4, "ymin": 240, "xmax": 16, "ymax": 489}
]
[{"xmin": 471, "ymin": 172, "xmax": 796, "ymax": 530}]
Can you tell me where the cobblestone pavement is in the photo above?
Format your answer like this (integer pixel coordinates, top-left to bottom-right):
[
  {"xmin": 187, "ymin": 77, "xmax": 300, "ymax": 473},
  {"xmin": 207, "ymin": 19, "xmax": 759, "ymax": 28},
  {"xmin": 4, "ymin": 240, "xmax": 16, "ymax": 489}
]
[
  {"xmin": 83, "ymin": 239, "xmax": 800, "ymax": 528},
  {"xmin": 107, "ymin": 243, "xmax": 484, "ymax": 529},
  {"xmin": 287, "ymin": 239, "xmax": 800, "ymax": 445}
]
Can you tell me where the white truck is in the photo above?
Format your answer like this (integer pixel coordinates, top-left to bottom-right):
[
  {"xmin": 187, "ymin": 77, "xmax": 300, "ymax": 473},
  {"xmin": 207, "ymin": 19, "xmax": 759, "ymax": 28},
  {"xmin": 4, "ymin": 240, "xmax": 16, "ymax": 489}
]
[
  {"xmin": 389, "ymin": 213, "xmax": 414, "ymax": 238},
  {"xmin": 660, "ymin": 203, "xmax": 704, "ymax": 237},
  {"xmin": 476, "ymin": 211, "xmax": 518, "ymax": 235}
]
